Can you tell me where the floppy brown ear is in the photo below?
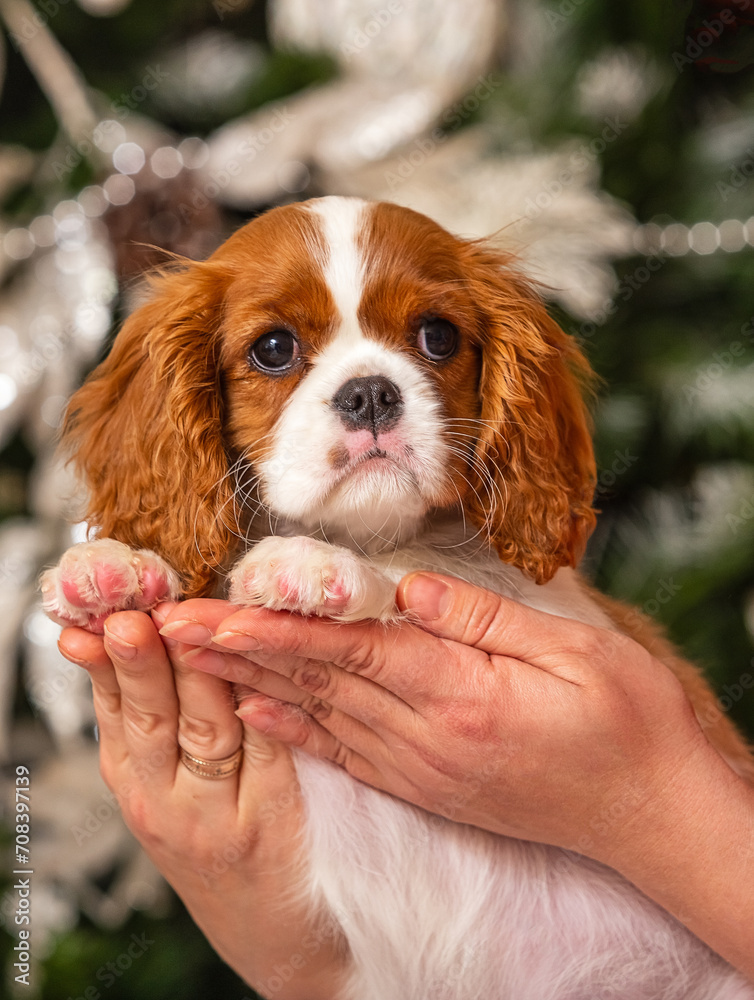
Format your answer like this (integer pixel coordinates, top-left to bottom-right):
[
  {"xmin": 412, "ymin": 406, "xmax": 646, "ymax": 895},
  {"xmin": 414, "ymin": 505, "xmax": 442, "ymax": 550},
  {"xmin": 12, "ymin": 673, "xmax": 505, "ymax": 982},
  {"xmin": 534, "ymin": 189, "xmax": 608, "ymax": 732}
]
[
  {"xmin": 62, "ymin": 263, "xmax": 237, "ymax": 597},
  {"xmin": 460, "ymin": 241, "xmax": 597, "ymax": 584}
]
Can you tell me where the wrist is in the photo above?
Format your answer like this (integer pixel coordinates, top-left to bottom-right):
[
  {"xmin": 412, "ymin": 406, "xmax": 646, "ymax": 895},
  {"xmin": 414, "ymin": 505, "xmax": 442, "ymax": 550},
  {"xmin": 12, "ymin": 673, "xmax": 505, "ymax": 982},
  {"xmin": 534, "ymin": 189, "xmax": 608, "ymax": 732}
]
[
  {"xmin": 149, "ymin": 831, "xmax": 348, "ymax": 1000},
  {"xmin": 597, "ymin": 733, "xmax": 754, "ymax": 977},
  {"xmin": 597, "ymin": 724, "xmax": 740, "ymax": 876}
]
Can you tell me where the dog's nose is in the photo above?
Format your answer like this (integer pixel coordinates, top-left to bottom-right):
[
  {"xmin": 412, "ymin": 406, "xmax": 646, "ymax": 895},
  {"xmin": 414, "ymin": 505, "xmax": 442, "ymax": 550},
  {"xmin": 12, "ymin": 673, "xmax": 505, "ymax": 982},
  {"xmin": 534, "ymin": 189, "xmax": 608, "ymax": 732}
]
[{"xmin": 332, "ymin": 376, "xmax": 403, "ymax": 432}]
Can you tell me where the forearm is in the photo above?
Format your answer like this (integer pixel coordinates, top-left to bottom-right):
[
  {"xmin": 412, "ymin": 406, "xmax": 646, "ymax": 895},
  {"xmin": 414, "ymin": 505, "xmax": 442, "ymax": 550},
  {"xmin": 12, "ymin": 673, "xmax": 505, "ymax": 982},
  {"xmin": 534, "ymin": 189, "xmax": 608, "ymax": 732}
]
[{"xmin": 602, "ymin": 745, "xmax": 754, "ymax": 981}]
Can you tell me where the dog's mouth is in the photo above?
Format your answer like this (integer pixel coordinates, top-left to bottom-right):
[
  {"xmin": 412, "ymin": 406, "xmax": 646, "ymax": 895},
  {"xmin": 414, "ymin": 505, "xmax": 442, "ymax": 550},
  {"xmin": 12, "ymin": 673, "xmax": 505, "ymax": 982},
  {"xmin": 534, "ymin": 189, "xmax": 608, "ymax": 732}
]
[
  {"xmin": 327, "ymin": 442, "xmax": 421, "ymax": 496},
  {"xmin": 332, "ymin": 442, "xmax": 412, "ymax": 476},
  {"xmin": 353, "ymin": 446, "xmax": 393, "ymax": 466}
]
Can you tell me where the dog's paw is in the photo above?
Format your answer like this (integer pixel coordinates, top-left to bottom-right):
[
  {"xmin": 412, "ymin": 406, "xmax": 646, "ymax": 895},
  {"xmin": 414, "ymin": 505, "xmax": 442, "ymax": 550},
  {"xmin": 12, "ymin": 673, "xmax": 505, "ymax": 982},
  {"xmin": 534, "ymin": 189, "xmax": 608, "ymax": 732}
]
[
  {"xmin": 41, "ymin": 539, "xmax": 182, "ymax": 634},
  {"xmin": 228, "ymin": 536, "xmax": 397, "ymax": 622}
]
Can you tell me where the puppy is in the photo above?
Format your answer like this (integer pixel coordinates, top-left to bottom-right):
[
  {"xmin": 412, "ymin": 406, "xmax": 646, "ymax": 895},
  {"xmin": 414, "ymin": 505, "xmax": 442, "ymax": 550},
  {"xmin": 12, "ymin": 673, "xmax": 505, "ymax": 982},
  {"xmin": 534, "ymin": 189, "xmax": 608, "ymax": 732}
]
[{"xmin": 42, "ymin": 197, "xmax": 754, "ymax": 999}]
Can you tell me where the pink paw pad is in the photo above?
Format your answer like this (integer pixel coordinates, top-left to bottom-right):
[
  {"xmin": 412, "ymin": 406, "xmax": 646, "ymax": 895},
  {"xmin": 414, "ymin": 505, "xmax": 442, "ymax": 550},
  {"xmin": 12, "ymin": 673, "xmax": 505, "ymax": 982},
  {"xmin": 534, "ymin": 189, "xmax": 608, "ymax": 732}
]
[
  {"xmin": 41, "ymin": 540, "xmax": 180, "ymax": 633},
  {"xmin": 95, "ymin": 563, "xmax": 134, "ymax": 604},
  {"xmin": 277, "ymin": 574, "xmax": 301, "ymax": 603},
  {"xmin": 60, "ymin": 575, "xmax": 98, "ymax": 610},
  {"xmin": 137, "ymin": 566, "xmax": 173, "ymax": 607},
  {"xmin": 322, "ymin": 578, "xmax": 349, "ymax": 611}
]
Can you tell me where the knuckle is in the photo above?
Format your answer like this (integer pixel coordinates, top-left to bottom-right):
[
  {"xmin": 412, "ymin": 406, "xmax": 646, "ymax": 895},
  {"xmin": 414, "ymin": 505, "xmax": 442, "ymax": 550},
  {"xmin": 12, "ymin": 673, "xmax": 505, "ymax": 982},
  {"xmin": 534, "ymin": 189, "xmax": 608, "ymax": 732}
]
[
  {"xmin": 570, "ymin": 624, "xmax": 628, "ymax": 671},
  {"xmin": 291, "ymin": 659, "xmax": 335, "ymax": 699},
  {"xmin": 180, "ymin": 825, "xmax": 232, "ymax": 862},
  {"xmin": 338, "ymin": 633, "xmax": 386, "ymax": 680},
  {"xmin": 461, "ymin": 592, "xmax": 507, "ymax": 647},
  {"xmin": 283, "ymin": 717, "xmax": 314, "ymax": 750},
  {"xmin": 96, "ymin": 690, "xmax": 122, "ymax": 718},
  {"xmin": 299, "ymin": 695, "xmax": 333, "ymax": 723},
  {"xmin": 178, "ymin": 715, "xmax": 225, "ymax": 755},
  {"xmin": 249, "ymin": 702, "xmax": 311, "ymax": 751},
  {"xmin": 235, "ymin": 656, "xmax": 263, "ymax": 685},
  {"xmin": 331, "ymin": 741, "xmax": 352, "ymax": 770},
  {"xmin": 604, "ymin": 628, "xmax": 637, "ymax": 660},
  {"xmin": 122, "ymin": 707, "xmax": 164, "ymax": 739}
]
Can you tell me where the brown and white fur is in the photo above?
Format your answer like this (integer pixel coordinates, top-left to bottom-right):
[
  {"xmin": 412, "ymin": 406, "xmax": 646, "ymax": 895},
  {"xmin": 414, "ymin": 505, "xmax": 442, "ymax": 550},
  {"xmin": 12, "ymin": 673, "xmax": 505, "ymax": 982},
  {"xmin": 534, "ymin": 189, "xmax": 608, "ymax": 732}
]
[{"xmin": 42, "ymin": 197, "xmax": 754, "ymax": 999}]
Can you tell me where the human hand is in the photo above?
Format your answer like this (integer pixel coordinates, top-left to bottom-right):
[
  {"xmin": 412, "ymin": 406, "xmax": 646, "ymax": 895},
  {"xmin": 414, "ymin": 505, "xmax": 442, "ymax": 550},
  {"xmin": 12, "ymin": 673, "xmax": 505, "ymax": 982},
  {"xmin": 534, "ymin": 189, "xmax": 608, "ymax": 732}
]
[
  {"xmin": 160, "ymin": 574, "xmax": 713, "ymax": 868},
  {"xmin": 161, "ymin": 575, "xmax": 754, "ymax": 979},
  {"xmin": 57, "ymin": 604, "xmax": 346, "ymax": 1000}
]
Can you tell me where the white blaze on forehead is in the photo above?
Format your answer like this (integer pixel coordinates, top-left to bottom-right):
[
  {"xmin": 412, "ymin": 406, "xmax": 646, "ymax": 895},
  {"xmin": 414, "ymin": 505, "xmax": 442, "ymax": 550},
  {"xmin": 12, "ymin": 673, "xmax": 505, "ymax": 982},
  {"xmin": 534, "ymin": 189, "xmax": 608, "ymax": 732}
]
[
  {"xmin": 256, "ymin": 197, "xmax": 451, "ymax": 544},
  {"xmin": 306, "ymin": 196, "xmax": 369, "ymax": 345}
]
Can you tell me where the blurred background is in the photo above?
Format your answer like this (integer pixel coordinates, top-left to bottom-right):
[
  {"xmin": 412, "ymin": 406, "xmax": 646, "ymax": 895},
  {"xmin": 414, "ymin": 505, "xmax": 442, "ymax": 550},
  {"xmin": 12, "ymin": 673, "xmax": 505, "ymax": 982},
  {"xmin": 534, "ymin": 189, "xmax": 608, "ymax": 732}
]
[{"xmin": 0, "ymin": 0, "xmax": 753, "ymax": 996}]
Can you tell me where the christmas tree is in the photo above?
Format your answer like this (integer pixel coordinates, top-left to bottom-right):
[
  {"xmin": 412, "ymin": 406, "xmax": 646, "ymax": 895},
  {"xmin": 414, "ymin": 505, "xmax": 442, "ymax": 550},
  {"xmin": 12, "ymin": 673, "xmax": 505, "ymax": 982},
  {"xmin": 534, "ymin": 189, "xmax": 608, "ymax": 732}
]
[{"xmin": 0, "ymin": 0, "xmax": 752, "ymax": 994}]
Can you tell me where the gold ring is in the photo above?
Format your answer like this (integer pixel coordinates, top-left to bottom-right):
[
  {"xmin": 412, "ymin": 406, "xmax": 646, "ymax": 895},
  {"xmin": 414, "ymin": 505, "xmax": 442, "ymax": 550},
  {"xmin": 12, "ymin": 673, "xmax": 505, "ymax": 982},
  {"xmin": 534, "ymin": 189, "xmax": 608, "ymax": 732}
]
[{"xmin": 178, "ymin": 746, "xmax": 243, "ymax": 779}]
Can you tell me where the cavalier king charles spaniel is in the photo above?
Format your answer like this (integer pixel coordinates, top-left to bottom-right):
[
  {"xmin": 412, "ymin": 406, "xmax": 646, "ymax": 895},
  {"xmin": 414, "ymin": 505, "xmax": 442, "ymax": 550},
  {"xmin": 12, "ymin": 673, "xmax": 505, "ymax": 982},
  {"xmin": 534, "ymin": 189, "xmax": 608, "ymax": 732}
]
[{"xmin": 42, "ymin": 197, "xmax": 754, "ymax": 999}]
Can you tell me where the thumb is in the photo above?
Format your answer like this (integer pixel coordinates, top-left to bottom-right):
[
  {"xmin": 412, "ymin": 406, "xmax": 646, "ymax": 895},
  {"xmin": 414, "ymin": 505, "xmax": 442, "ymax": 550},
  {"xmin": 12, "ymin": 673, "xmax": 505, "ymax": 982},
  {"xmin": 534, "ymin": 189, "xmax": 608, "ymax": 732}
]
[{"xmin": 397, "ymin": 572, "xmax": 583, "ymax": 663}]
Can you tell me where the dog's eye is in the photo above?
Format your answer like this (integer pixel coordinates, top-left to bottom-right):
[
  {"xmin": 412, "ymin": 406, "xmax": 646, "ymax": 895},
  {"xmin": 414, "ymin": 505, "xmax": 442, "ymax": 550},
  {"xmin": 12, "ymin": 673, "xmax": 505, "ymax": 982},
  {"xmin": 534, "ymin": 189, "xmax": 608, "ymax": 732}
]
[
  {"xmin": 248, "ymin": 330, "xmax": 299, "ymax": 373},
  {"xmin": 417, "ymin": 318, "xmax": 458, "ymax": 361}
]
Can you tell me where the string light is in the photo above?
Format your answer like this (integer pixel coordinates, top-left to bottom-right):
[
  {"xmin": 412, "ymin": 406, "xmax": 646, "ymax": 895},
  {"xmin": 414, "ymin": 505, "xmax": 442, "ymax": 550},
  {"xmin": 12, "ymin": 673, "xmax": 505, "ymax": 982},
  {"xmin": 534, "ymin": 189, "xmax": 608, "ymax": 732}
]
[
  {"xmin": 635, "ymin": 217, "xmax": 754, "ymax": 256},
  {"xmin": 4, "ymin": 124, "xmax": 753, "ymax": 271},
  {"xmin": 1, "ymin": 130, "xmax": 199, "ymax": 254}
]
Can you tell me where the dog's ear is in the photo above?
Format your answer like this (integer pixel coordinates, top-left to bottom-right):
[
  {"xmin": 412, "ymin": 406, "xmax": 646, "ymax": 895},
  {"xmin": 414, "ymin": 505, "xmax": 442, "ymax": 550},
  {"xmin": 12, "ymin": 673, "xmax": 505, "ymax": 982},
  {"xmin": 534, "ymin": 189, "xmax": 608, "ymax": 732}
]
[
  {"xmin": 460, "ymin": 241, "xmax": 597, "ymax": 584},
  {"xmin": 62, "ymin": 263, "xmax": 237, "ymax": 597}
]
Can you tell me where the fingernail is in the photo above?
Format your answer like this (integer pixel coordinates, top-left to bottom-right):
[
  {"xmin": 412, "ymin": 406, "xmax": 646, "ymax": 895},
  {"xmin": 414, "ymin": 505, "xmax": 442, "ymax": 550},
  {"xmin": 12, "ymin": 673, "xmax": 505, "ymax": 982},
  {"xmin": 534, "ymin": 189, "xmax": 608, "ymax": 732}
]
[
  {"xmin": 58, "ymin": 647, "xmax": 91, "ymax": 668},
  {"xmin": 151, "ymin": 602, "xmax": 177, "ymax": 628},
  {"xmin": 212, "ymin": 631, "xmax": 263, "ymax": 652},
  {"xmin": 103, "ymin": 626, "xmax": 137, "ymax": 660},
  {"xmin": 160, "ymin": 620, "xmax": 213, "ymax": 645},
  {"xmin": 236, "ymin": 706, "xmax": 278, "ymax": 733},
  {"xmin": 181, "ymin": 647, "xmax": 228, "ymax": 674},
  {"xmin": 402, "ymin": 573, "xmax": 452, "ymax": 621}
]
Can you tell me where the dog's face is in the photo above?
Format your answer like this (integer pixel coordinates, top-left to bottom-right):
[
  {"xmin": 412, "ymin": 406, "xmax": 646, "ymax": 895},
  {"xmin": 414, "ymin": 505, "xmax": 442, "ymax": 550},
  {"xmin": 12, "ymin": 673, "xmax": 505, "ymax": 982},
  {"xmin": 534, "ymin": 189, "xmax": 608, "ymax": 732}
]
[
  {"xmin": 221, "ymin": 198, "xmax": 484, "ymax": 546},
  {"xmin": 63, "ymin": 197, "xmax": 596, "ymax": 596}
]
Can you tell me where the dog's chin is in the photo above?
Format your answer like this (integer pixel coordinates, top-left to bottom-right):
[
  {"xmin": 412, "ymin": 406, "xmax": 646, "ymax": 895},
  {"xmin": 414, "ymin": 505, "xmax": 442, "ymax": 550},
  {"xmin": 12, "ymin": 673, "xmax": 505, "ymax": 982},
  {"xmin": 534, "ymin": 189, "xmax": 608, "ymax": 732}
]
[
  {"xmin": 303, "ymin": 454, "xmax": 431, "ymax": 547},
  {"xmin": 336, "ymin": 452, "xmax": 417, "ymax": 498}
]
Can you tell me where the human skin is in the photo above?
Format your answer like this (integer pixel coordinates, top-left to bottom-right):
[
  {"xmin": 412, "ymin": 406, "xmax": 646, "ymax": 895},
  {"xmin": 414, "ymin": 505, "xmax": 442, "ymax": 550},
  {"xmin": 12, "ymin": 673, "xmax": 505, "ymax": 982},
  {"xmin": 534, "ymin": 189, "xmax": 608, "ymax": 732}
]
[
  {"xmin": 58, "ymin": 604, "xmax": 347, "ymax": 1000},
  {"xmin": 60, "ymin": 572, "xmax": 754, "ymax": 985}
]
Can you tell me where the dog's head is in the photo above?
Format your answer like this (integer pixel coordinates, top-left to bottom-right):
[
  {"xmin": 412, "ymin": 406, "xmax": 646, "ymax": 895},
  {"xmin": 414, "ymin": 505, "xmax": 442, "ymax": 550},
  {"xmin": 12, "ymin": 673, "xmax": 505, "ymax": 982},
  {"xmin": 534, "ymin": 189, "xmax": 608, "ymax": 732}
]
[{"xmin": 64, "ymin": 197, "xmax": 596, "ymax": 596}]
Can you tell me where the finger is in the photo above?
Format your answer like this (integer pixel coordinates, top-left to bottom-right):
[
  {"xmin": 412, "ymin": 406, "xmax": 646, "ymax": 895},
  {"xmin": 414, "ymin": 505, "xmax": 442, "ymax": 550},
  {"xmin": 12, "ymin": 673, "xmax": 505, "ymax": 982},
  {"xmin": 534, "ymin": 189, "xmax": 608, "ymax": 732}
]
[
  {"xmin": 103, "ymin": 611, "xmax": 181, "ymax": 788},
  {"xmin": 59, "ymin": 626, "xmax": 112, "ymax": 671},
  {"xmin": 176, "ymin": 638, "xmax": 411, "ymax": 755},
  {"xmin": 58, "ymin": 627, "xmax": 128, "ymax": 769},
  {"xmin": 198, "ymin": 604, "xmax": 471, "ymax": 705},
  {"xmin": 235, "ymin": 694, "xmax": 445, "ymax": 818},
  {"xmin": 396, "ymin": 572, "xmax": 602, "ymax": 679},
  {"xmin": 161, "ymin": 609, "xmax": 314, "ymax": 807},
  {"xmin": 159, "ymin": 598, "xmax": 241, "ymax": 647},
  {"xmin": 233, "ymin": 711, "xmax": 304, "ymax": 835},
  {"xmin": 181, "ymin": 645, "xmax": 323, "ymax": 705},
  {"xmin": 160, "ymin": 604, "xmax": 245, "ymax": 760},
  {"xmin": 180, "ymin": 631, "xmax": 423, "ymax": 737},
  {"xmin": 162, "ymin": 599, "xmax": 381, "ymax": 681},
  {"xmin": 161, "ymin": 601, "xmax": 347, "ymax": 713},
  {"xmin": 159, "ymin": 605, "xmax": 301, "ymax": 815},
  {"xmin": 171, "ymin": 650, "xmax": 243, "ymax": 761},
  {"xmin": 165, "ymin": 638, "xmax": 246, "ymax": 802},
  {"xmin": 59, "ymin": 627, "xmax": 121, "ymax": 705},
  {"xmin": 235, "ymin": 692, "xmax": 389, "ymax": 792}
]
